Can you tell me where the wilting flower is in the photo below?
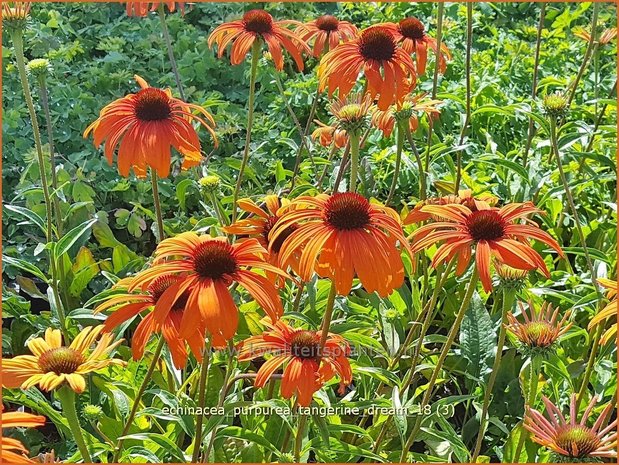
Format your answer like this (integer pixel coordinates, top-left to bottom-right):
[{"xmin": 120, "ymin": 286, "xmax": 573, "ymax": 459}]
[
  {"xmin": 127, "ymin": 234, "xmax": 287, "ymax": 347},
  {"xmin": 318, "ymin": 26, "xmax": 417, "ymax": 110},
  {"xmin": 223, "ymin": 195, "xmax": 299, "ymax": 286},
  {"xmin": 2, "ymin": 2, "xmax": 31, "ymax": 33},
  {"xmin": 410, "ymin": 202, "xmax": 564, "ymax": 292},
  {"xmin": 238, "ymin": 319, "xmax": 352, "ymax": 406},
  {"xmin": 271, "ymin": 192, "xmax": 412, "ymax": 296},
  {"xmin": 372, "ymin": 93, "xmax": 441, "ymax": 137},
  {"xmin": 84, "ymin": 75, "xmax": 217, "ymax": 178},
  {"xmin": 506, "ymin": 301, "xmax": 572, "ymax": 356},
  {"xmin": 2, "ymin": 326, "xmax": 124, "ymax": 393},
  {"xmin": 311, "ymin": 120, "xmax": 349, "ymax": 148},
  {"xmin": 298, "ymin": 14, "xmax": 358, "ymax": 57},
  {"xmin": 588, "ymin": 278, "xmax": 617, "ymax": 345},
  {"xmin": 125, "ymin": 1, "xmax": 185, "ymax": 17},
  {"xmin": 328, "ymin": 93, "xmax": 375, "ymax": 135},
  {"xmin": 524, "ymin": 394, "xmax": 617, "ymax": 460},
  {"xmin": 379, "ymin": 17, "xmax": 452, "ymax": 74},
  {"xmin": 208, "ymin": 9, "xmax": 311, "ymax": 71},
  {"xmin": 574, "ymin": 26, "xmax": 617, "ymax": 46},
  {"xmin": 95, "ymin": 275, "xmax": 206, "ymax": 369},
  {"xmin": 403, "ymin": 189, "xmax": 498, "ymax": 225},
  {"xmin": 1, "ymin": 410, "xmax": 46, "ymax": 463}
]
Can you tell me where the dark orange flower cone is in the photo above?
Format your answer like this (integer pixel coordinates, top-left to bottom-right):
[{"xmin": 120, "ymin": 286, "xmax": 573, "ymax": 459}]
[
  {"xmin": 125, "ymin": 1, "xmax": 185, "ymax": 16},
  {"xmin": 297, "ymin": 14, "xmax": 358, "ymax": 57}
]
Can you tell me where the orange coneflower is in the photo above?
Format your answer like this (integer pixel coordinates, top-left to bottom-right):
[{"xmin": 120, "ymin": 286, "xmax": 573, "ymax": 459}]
[
  {"xmin": 506, "ymin": 301, "xmax": 572, "ymax": 355},
  {"xmin": 524, "ymin": 394, "xmax": 617, "ymax": 460},
  {"xmin": 298, "ymin": 14, "xmax": 358, "ymax": 57},
  {"xmin": 403, "ymin": 189, "xmax": 498, "ymax": 225},
  {"xmin": 574, "ymin": 26, "xmax": 617, "ymax": 46},
  {"xmin": 372, "ymin": 93, "xmax": 441, "ymax": 138},
  {"xmin": 318, "ymin": 26, "xmax": 417, "ymax": 110},
  {"xmin": 380, "ymin": 17, "xmax": 452, "ymax": 74},
  {"xmin": 1, "ymin": 410, "xmax": 46, "ymax": 463},
  {"xmin": 84, "ymin": 75, "xmax": 217, "ymax": 178},
  {"xmin": 127, "ymin": 234, "xmax": 287, "ymax": 347},
  {"xmin": 588, "ymin": 277, "xmax": 617, "ymax": 345},
  {"xmin": 410, "ymin": 202, "xmax": 564, "ymax": 292},
  {"xmin": 238, "ymin": 319, "xmax": 352, "ymax": 406},
  {"xmin": 125, "ymin": 1, "xmax": 185, "ymax": 16},
  {"xmin": 2, "ymin": 326, "xmax": 124, "ymax": 393},
  {"xmin": 271, "ymin": 192, "xmax": 412, "ymax": 296},
  {"xmin": 95, "ymin": 275, "xmax": 206, "ymax": 369},
  {"xmin": 223, "ymin": 195, "xmax": 300, "ymax": 286},
  {"xmin": 311, "ymin": 120, "xmax": 348, "ymax": 148},
  {"xmin": 208, "ymin": 9, "xmax": 311, "ymax": 71}
]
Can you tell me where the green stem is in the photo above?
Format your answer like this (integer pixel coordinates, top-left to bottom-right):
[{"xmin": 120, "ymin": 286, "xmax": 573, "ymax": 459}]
[
  {"xmin": 232, "ymin": 41, "xmax": 261, "ymax": 222},
  {"xmin": 294, "ymin": 413, "xmax": 308, "ymax": 462},
  {"xmin": 316, "ymin": 144, "xmax": 338, "ymax": 188},
  {"xmin": 192, "ymin": 340, "xmax": 212, "ymax": 462},
  {"xmin": 576, "ymin": 324, "xmax": 603, "ymax": 410},
  {"xmin": 349, "ymin": 132, "xmax": 360, "ymax": 193},
  {"xmin": 471, "ymin": 288, "xmax": 516, "ymax": 462},
  {"xmin": 292, "ymin": 282, "xmax": 305, "ymax": 313},
  {"xmin": 291, "ymin": 86, "xmax": 321, "ymax": 190},
  {"xmin": 57, "ymin": 385, "xmax": 93, "ymax": 463},
  {"xmin": 513, "ymin": 355, "xmax": 542, "ymax": 463},
  {"xmin": 404, "ymin": 125, "xmax": 427, "ymax": 200},
  {"xmin": 158, "ymin": 3, "xmax": 185, "ymax": 100},
  {"xmin": 113, "ymin": 338, "xmax": 165, "ymax": 463},
  {"xmin": 566, "ymin": 2, "xmax": 598, "ymax": 110},
  {"xmin": 150, "ymin": 170, "xmax": 166, "ymax": 242},
  {"xmin": 319, "ymin": 281, "xmax": 337, "ymax": 350},
  {"xmin": 399, "ymin": 268, "xmax": 479, "ymax": 462},
  {"xmin": 455, "ymin": 1, "xmax": 472, "ymax": 193},
  {"xmin": 386, "ymin": 122, "xmax": 405, "ymax": 205}
]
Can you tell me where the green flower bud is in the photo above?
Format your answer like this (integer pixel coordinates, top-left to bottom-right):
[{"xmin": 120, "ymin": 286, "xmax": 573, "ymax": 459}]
[
  {"xmin": 199, "ymin": 175, "xmax": 221, "ymax": 192},
  {"xmin": 82, "ymin": 404, "xmax": 103, "ymax": 422},
  {"xmin": 542, "ymin": 92, "xmax": 568, "ymax": 119},
  {"xmin": 26, "ymin": 58, "xmax": 52, "ymax": 80}
]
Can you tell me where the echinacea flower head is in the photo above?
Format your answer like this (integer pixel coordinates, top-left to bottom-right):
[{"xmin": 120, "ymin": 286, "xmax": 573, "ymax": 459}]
[
  {"xmin": 26, "ymin": 58, "xmax": 52, "ymax": 80},
  {"xmin": 329, "ymin": 93, "xmax": 374, "ymax": 135},
  {"xmin": 238, "ymin": 319, "xmax": 352, "ymax": 406},
  {"xmin": 271, "ymin": 192, "xmax": 412, "ymax": 296},
  {"xmin": 543, "ymin": 92, "xmax": 568, "ymax": 119},
  {"xmin": 2, "ymin": 326, "xmax": 124, "ymax": 393},
  {"xmin": 403, "ymin": 189, "xmax": 498, "ymax": 225},
  {"xmin": 199, "ymin": 174, "xmax": 221, "ymax": 193},
  {"xmin": 372, "ymin": 92, "xmax": 441, "ymax": 137},
  {"xmin": 84, "ymin": 75, "xmax": 217, "ymax": 178},
  {"xmin": 410, "ymin": 202, "xmax": 564, "ymax": 292},
  {"xmin": 1, "ymin": 410, "xmax": 46, "ymax": 463},
  {"xmin": 379, "ymin": 17, "xmax": 452, "ymax": 74},
  {"xmin": 125, "ymin": 1, "xmax": 185, "ymax": 17},
  {"xmin": 95, "ymin": 275, "xmax": 206, "ymax": 369},
  {"xmin": 127, "ymin": 234, "xmax": 287, "ymax": 347},
  {"xmin": 311, "ymin": 120, "xmax": 349, "ymax": 148},
  {"xmin": 495, "ymin": 261, "xmax": 529, "ymax": 291},
  {"xmin": 2, "ymin": 2, "xmax": 31, "ymax": 33},
  {"xmin": 223, "ymin": 195, "xmax": 299, "ymax": 286},
  {"xmin": 506, "ymin": 301, "xmax": 572, "ymax": 357},
  {"xmin": 588, "ymin": 277, "xmax": 617, "ymax": 345},
  {"xmin": 318, "ymin": 26, "xmax": 417, "ymax": 110},
  {"xmin": 574, "ymin": 26, "xmax": 617, "ymax": 46},
  {"xmin": 207, "ymin": 9, "xmax": 311, "ymax": 71},
  {"xmin": 298, "ymin": 14, "xmax": 358, "ymax": 57},
  {"xmin": 524, "ymin": 394, "xmax": 617, "ymax": 461}
]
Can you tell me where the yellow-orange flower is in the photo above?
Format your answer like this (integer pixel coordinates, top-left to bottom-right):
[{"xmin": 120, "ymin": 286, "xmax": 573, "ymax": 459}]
[
  {"xmin": 372, "ymin": 93, "xmax": 441, "ymax": 137},
  {"xmin": 125, "ymin": 1, "xmax": 185, "ymax": 16},
  {"xmin": 271, "ymin": 192, "xmax": 412, "ymax": 296},
  {"xmin": 403, "ymin": 189, "xmax": 498, "ymax": 225},
  {"xmin": 95, "ymin": 275, "xmax": 206, "ymax": 369},
  {"xmin": 588, "ymin": 277, "xmax": 617, "ymax": 344},
  {"xmin": 238, "ymin": 319, "xmax": 352, "ymax": 406},
  {"xmin": 84, "ymin": 75, "xmax": 217, "ymax": 178},
  {"xmin": 2, "ymin": 326, "xmax": 124, "ymax": 393},
  {"xmin": 318, "ymin": 26, "xmax": 417, "ymax": 110},
  {"xmin": 298, "ymin": 14, "xmax": 358, "ymax": 57},
  {"xmin": 506, "ymin": 300, "xmax": 572, "ymax": 350},
  {"xmin": 574, "ymin": 26, "xmax": 617, "ymax": 46},
  {"xmin": 410, "ymin": 202, "xmax": 564, "ymax": 292},
  {"xmin": 1, "ymin": 410, "xmax": 46, "ymax": 463},
  {"xmin": 380, "ymin": 17, "xmax": 452, "ymax": 74},
  {"xmin": 208, "ymin": 9, "xmax": 311, "ymax": 71},
  {"xmin": 127, "ymin": 234, "xmax": 287, "ymax": 347},
  {"xmin": 312, "ymin": 120, "xmax": 348, "ymax": 148}
]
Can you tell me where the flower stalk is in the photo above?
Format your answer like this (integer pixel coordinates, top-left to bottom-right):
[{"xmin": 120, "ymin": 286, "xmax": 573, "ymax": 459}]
[
  {"xmin": 157, "ymin": 3, "xmax": 185, "ymax": 100},
  {"xmin": 386, "ymin": 120, "xmax": 405, "ymax": 205},
  {"xmin": 57, "ymin": 385, "xmax": 93, "ymax": 463},
  {"xmin": 348, "ymin": 131, "xmax": 361, "ymax": 193},
  {"xmin": 191, "ymin": 340, "xmax": 212, "ymax": 462}
]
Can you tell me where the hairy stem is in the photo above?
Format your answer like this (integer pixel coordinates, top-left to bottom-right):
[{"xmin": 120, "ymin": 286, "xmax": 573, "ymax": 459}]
[
  {"xmin": 158, "ymin": 3, "xmax": 185, "ymax": 100},
  {"xmin": 192, "ymin": 340, "xmax": 212, "ymax": 462},
  {"xmin": 455, "ymin": 1, "xmax": 472, "ymax": 193},
  {"xmin": 57, "ymin": 386, "xmax": 93, "ymax": 463},
  {"xmin": 151, "ymin": 170, "xmax": 166, "ymax": 242}
]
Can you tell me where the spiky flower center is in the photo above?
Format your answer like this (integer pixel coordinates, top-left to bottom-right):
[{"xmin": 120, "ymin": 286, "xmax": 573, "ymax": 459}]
[
  {"xmin": 359, "ymin": 27, "xmax": 396, "ymax": 61},
  {"xmin": 134, "ymin": 88, "xmax": 172, "ymax": 121},
  {"xmin": 147, "ymin": 274, "xmax": 182, "ymax": 301},
  {"xmin": 399, "ymin": 17, "xmax": 425, "ymax": 40},
  {"xmin": 523, "ymin": 321, "xmax": 555, "ymax": 347},
  {"xmin": 555, "ymin": 426, "xmax": 602, "ymax": 458},
  {"xmin": 264, "ymin": 216, "xmax": 297, "ymax": 254},
  {"xmin": 193, "ymin": 240, "xmax": 238, "ymax": 280},
  {"xmin": 243, "ymin": 9, "xmax": 273, "ymax": 34},
  {"xmin": 466, "ymin": 210, "xmax": 506, "ymax": 242},
  {"xmin": 316, "ymin": 14, "xmax": 339, "ymax": 32},
  {"xmin": 290, "ymin": 330, "xmax": 321, "ymax": 360},
  {"xmin": 38, "ymin": 348, "xmax": 85, "ymax": 375},
  {"xmin": 324, "ymin": 192, "xmax": 372, "ymax": 231}
]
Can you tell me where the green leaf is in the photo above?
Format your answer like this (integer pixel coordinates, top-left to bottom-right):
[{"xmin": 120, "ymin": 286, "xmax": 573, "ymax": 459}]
[
  {"xmin": 4, "ymin": 204, "xmax": 46, "ymax": 235},
  {"xmin": 176, "ymin": 178, "xmax": 194, "ymax": 211},
  {"xmin": 3, "ymin": 256, "xmax": 48, "ymax": 281},
  {"xmin": 460, "ymin": 293, "xmax": 496, "ymax": 381},
  {"xmin": 54, "ymin": 218, "xmax": 97, "ymax": 260}
]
